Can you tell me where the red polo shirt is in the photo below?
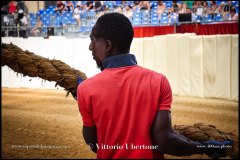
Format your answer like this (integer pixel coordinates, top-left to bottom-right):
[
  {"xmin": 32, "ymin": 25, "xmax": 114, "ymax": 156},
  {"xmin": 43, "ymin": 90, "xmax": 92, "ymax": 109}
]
[{"xmin": 77, "ymin": 63, "xmax": 172, "ymax": 159}]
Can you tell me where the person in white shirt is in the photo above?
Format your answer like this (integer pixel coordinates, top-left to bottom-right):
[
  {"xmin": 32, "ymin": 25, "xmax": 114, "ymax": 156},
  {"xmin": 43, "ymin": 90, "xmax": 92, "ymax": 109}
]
[
  {"xmin": 123, "ymin": 5, "xmax": 133, "ymax": 20},
  {"xmin": 31, "ymin": 16, "xmax": 42, "ymax": 36},
  {"xmin": 73, "ymin": 2, "xmax": 83, "ymax": 26},
  {"xmin": 230, "ymin": 8, "xmax": 238, "ymax": 20},
  {"xmin": 178, "ymin": 2, "xmax": 188, "ymax": 14},
  {"xmin": 157, "ymin": 1, "xmax": 166, "ymax": 18},
  {"xmin": 20, "ymin": 13, "xmax": 28, "ymax": 37},
  {"xmin": 20, "ymin": 13, "xmax": 27, "ymax": 26}
]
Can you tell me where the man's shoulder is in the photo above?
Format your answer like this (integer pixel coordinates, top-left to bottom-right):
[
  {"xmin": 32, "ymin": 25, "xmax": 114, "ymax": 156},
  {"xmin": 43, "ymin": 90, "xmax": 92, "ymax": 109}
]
[
  {"xmin": 78, "ymin": 71, "xmax": 105, "ymax": 89},
  {"xmin": 136, "ymin": 65, "xmax": 165, "ymax": 78}
]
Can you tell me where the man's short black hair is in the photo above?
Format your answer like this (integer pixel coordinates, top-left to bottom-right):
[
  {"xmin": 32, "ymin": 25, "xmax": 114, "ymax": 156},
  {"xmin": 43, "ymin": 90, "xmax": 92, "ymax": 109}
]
[{"xmin": 93, "ymin": 12, "xmax": 134, "ymax": 53}]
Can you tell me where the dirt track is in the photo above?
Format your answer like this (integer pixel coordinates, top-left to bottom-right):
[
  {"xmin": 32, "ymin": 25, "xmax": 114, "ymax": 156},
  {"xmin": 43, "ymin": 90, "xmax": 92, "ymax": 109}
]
[{"xmin": 2, "ymin": 88, "xmax": 238, "ymax": 159}]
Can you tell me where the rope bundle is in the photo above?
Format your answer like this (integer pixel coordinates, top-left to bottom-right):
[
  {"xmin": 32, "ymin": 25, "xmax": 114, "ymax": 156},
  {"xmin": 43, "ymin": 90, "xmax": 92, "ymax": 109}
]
[
  {"xmin": 1, "ymin": 42, "xmax": 238, "ymax": 158},
  {"xmin": 174, "ymin": 123, "xmax": 238, "ymax": 158},
  {"xmin": 1, "ymin": 42, "xmax": 87, "ymax": 94}
]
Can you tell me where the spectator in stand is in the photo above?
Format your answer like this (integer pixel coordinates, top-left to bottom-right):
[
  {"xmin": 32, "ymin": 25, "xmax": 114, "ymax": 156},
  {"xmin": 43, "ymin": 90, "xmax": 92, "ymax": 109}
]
[
  {"xmin": 187, "ymin": 7, "xmax": 196, "ymax": 21},
  {"xmin": 64, "ymin": 1, "xmax": 74, "ymax": 12},
  {"xmin": 196, "ymin": 1, "xmax": 203, "ymax": 7},
  {"xmin": 186, "ymin": 8, "xmax": 191, "ymax": 13},
  {"xmin": 54, "ymin": 1, "xmax": 65, "ymax": 13},
  {"xmin": 139, "ymin": 1, "xmax": 150, "ymax": 10},
  {"xmin": 209, "ymin": 1, "xmax": 218, "ymax": 19},
  {"xmin": 11, "ymin": 5, "xmax": 23, "ymax": 28},
  {"xmin": 191, "ymin": 1, "xmax": 198, "ymax": 14},
  {"xmin": 170, "ymin": 1, "xmax": 179, "ymax": 13},
  {"xmin": 123, "ymin": 5, "xmax": 133, "ymax": 19},
  {"xmin": 8, "ymin": 1, "xmax": 18, "ymax": 14},
  {"xmin": 73, "ymin": 2, "xmax": 83, "ymax": 26},
  {"xmin": 179, "ymin": 2, "xmax": 188, "ymax": 14},
  {"xmin": 20, "ymin": 12, "xmax": 28, "ymax": 27},
  {"xmin": 217, "ymin": 2, "xmax": 225, "ymax": 15},
  {"xmin": 20, "ymin": 12, "xmax": 28, "ymax": 38},
  {"xmin": 209, "ymin": 1, "xmax": 218, "ymax": 14},
  {"xmin": 202, "ymin": 1, "xmax": 210, "ymax": 16},
  {"xmin": 196, "ymin": 1, "xmax": 203, "ymax": 17},
  {"xmin": 17, "ymin": 6, "xmax": 24, "ymax": 25},
  {"xmin": 115, "ymin": 6, "xmax": 123, "ymax": 13},
  {"xmin": 13, "ymin": 7, "xmax": 19, "ymax": 25},
  {"xmin": 86, "ymin": 1, "xmax": 93, "ymax": 11},
  {"xmin": 132, "ymin": 1, "xmax": 141, "ymax": 11},
  {"xmin": 230, "ymin": 8, "xmax": 238, "ymax": 20},
  {"xmin": 98, "ymin": 4, "xmax": 109, "ymax": 17},
  {"xmin": 224, "ymin": 1, "xmax": 234, "ymax": 13},
  {"xmin": 157, "ymin": 1, "xmax": 166, "ymax": 18},
  {"xmin": 223, "ymin": 1, "xmax": 235, "ymax": 20},
  {"xmin": 31, "ymin": 16, "xmax": 42, "ymax": 36},
  {"xmin": 93, "ymin": 1, "xmax": 102, "ymax": 13}
]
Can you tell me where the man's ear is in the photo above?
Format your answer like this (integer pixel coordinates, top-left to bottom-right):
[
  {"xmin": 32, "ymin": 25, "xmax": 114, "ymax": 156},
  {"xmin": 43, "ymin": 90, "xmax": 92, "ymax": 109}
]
[{"xmin": 105, "ymin": 40, "xmax": 112, "ymax": 52}]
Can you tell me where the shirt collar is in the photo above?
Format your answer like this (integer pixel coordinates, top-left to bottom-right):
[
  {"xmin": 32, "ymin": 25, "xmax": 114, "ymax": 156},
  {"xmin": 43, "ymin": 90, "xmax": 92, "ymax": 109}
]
[{"xmin": 101, "ymin": 54, "xmax": 137, "ymax": 70}]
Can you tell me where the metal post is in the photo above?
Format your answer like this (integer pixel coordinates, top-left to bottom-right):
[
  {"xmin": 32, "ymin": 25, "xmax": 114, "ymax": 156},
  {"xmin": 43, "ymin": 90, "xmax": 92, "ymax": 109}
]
[
  {"xmin": 6, "ymin": 27, "xmax": 9, "ymax": 37},
  {"xmin": 17, "ymin": 24, "xmax": 20, "ymax": 37},
  {"xmin": 174, "ymin": 21, "xmax": 176, "ymax": 34}
]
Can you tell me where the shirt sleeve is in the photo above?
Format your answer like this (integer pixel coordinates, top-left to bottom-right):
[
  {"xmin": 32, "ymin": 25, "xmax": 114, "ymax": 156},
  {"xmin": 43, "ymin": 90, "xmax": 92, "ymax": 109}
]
[
  {"xmin": 77, "ymin": 84, "xmax": 95, "ymax": 126},
  {"xmin": 158, "ymin": 76, "xmax": 172, "ymax": 111}
]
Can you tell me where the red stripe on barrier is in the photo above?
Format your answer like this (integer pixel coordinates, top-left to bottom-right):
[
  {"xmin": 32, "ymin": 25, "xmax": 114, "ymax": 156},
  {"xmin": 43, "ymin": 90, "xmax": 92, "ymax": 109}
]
[{"xmin": 133, "ymin": 22, "xmax": 239, "ymax": 37}]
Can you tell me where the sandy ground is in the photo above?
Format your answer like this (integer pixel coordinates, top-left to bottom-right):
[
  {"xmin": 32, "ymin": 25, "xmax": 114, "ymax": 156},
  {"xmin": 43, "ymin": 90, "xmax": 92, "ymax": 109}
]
[{"xmin": 2, "ymin": 88, "xmax": 238, "ymax": 159}]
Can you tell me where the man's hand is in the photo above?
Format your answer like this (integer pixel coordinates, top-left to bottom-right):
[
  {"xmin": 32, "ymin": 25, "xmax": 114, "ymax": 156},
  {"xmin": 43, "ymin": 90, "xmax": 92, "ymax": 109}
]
[
  {"xmin": 151, "ymin": 110, "xmax": 234, "ymax": 158},
  {"xmin": 201, "ymin": 140, "xmax": 233, "ymax": 159},
  {"xmin": 71, "ymin": 76, "xmax": 84, "ymax": 100}
]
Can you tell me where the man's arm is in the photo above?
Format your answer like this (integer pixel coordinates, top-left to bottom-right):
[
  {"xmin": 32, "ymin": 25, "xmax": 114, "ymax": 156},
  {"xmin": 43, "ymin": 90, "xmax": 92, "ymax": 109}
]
[
  {"xmin": 83, "ymin": 125, "xmax": 98, "ymax": 153},
  {"xmin": 75, "ymin": 77, "xmax": 97, "ymax": 153},
  {"xmin": 151, "ymin": 110, "xmax": 203, "ymax": 156}
]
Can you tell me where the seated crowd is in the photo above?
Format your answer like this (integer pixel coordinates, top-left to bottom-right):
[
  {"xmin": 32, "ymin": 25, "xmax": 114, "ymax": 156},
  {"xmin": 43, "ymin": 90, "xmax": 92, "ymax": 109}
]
[
  {"xmin": 51, "ymin": 1, "xmax": 238, "ymax": 22},
  {"xmin": 1, "ymin": 1, "xmax": 239, "ymax": 37}
]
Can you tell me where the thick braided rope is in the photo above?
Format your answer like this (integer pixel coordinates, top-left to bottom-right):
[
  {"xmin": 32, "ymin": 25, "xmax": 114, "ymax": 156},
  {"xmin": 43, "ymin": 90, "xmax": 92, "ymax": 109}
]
[
  {"xmin": 1, "ymin": 42, "xmax": 87, "ymax": 93},
  {"xmin": 174, "ymin": 123, "xmax": 238, "ymax": 159}
]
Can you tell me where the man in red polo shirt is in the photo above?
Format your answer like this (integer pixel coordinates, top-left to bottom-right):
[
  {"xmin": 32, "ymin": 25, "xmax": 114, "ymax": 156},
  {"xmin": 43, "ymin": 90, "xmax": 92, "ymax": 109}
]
[{"xmin": 76, "ymin": 13, "xmax": 232, "ymax": 159}]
